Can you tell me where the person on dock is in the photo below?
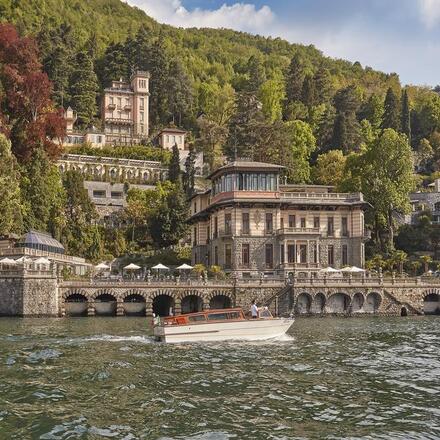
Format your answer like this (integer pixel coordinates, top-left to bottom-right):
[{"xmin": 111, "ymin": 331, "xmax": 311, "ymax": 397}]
[{"xmin": 251, "ymin": 300, "xmax": 259, "ymax": 319}]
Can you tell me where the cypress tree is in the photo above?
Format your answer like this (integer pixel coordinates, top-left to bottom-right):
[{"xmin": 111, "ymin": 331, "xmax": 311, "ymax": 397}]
[
  {"xmin": 313, "ymin": 67, "xmax": 333, "ymax": 104},
  {"xmin": 168, "ymin": 143, "xmax": 181, "ymax": 183},
  {"xmin": 381, "ymin": 87, "xmax": 400, "ymax": 131},
  {"xmin": 332, "ymin": 113, "xmax": 348, "ymax": 153},
  {"xmin": 183, "ymin": 145, "xmax": 197, "ymax": 198},
  {"xmin": 301, "ymin": 74, "xmax": 316, "ymax": 108},
  {"xmin": 285, "ymin": 53, "xmax": 305, "ymax": 103},
  {"xmin": 401, "ymin": 89, "xmax": 411, "ymax": 143},
  {"xmin": 245, "ymin": 55, "xmax": 266, "ymax": 94},
  {"xmin": 69, "ymin": 51, "xmax": 98, "ymax": 127}
]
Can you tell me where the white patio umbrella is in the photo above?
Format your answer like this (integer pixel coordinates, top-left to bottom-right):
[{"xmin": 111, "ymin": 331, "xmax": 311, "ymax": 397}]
[
  {"xmin": 152, "ymin": 263, "xmax": 169, "ymax": 270},
  {"xmin": 95, "ymin": 262, "xmax": 110, "ymax": 270},
  {"xmin": 124, "ymin": 263, "xmax": 141, "ymax": 270},
  {"xmin": 319, "ymin": 266, "xmax": 340, "ymax": 273},
  {"xmin": 15, "ymin": 256, "xmax": 33, "ymax": 263},
  {"xmin": 176, "ymin": 263, "xmax": 193, "ymax": 270},
  {"xmin": 0, "ymin": 257, "xmax": 17, "ymax": 265},
  {"xmin": 341, "ymin": 266, "xmax": 365, "ymax": 273},
  {"xmin": 34, "ymin": 257, "xmax": 51, "ymax": 265}
]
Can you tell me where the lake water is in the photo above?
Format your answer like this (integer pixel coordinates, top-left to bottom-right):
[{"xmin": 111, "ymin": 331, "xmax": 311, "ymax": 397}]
[{"xmin": 0, "ymin": 316, "xmax": 439, "ymax": 439}]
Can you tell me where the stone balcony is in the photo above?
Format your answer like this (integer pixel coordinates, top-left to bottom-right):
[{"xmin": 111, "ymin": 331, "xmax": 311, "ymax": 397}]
[{"xmin": 276, "ymin": 227, "xmax": 320, "ymax": 236}]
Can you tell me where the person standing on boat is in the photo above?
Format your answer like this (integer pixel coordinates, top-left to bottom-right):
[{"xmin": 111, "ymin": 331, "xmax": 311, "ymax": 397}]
[{"xmin": 251, "ymin": 300, "xmax": 259, "ymax": 319}]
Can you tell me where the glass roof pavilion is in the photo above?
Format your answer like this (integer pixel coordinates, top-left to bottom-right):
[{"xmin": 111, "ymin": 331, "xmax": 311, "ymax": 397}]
[{"xmin": 16, "ymin": 230, "xmax": 65, "ymax": 255}]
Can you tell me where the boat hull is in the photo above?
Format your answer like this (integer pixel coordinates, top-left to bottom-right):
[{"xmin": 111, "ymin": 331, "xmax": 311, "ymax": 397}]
[{"xmin": 154, "ymin": 318, "xmax": 294, "ymax": 343}]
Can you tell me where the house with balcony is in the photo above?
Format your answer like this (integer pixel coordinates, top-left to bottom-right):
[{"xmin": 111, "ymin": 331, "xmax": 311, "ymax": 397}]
[
  {"xmin": 101, "ymin": 71, "xmax": 150, "ymax": 145},
  {"xmin": 188, "ymin": 160, "xmax": 369, "ymax": 278}
]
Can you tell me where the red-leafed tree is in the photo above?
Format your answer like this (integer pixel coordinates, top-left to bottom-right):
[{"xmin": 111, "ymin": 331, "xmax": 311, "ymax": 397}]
[{"xmin": 0, "ymin": 23, "xmax": 65, "ymax": 161}]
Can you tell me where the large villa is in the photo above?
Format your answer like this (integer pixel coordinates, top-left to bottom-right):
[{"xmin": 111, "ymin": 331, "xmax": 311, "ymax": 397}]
[{"xmin": 188, "ymin": 160, "xmax": 369, "ymax": 278}]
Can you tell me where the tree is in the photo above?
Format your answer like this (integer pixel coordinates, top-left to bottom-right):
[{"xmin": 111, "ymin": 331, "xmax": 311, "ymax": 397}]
[
  {"xmin": 359, "ymin": 94, "xmax": 384, "ymax": 131},
  {"xmin": 245, "ymin": 55, "xmax": 266, "ymax": 94},
  {"xmin": 312, "ymin": 150, "xmax": 347, "ymax": 187},
  {"xmin": 198, "ymin": 82, "xmax": 235, "ymax": 126},
  {"xmin": 415, "ymin": 138, "xmax": 433, "ymax": 172},
  {"xmin": 401, "ymin": 89, "xmax": 411, "ymax": 143},
  {"xmin": 382, "ymin": 87, "xmax": 400, "ymax": 131},
  {"xmin": 259, "ymin": 77, "xmax": 285, "ymax": 122},
  {"xmin": 301, "ymin": 74, "xmax": 316, "ymax": 108},
  {"xmin": 352, "ymin": 129, "xmax": 414, "ymax": 251},
  {"xmin": 168, "ymin": 144, "xmax": 181, "ymax": 183},
  {"xmin": 284, "ymin": 53, "xmax": 305, "ymax": 113},
  {"xmin": 167, "ymin": 59, "xmax": 193, "ymax": 126},
  {"xmin": 0, "ymin": 134, "xmax": 23, "ymax": 235},
  {"xmin": 197, "ymin": 117, "xmax": 228, "ymax": 170},
  {"xmin": 332, "ymin": 86, "xmax": 361, "ymax": 153},
  {"xmin": 149, "ymin": 183, "xmax": 188, "ymax": 248},
  {"xmin": 225, "ymin": 92, "xmax": 266, "ymax": 159},
  {"xmin": 420, "ymin": 255, "xmax": 433, "ymax": 273},
  {"xmin": 98, "ymin": 42, "xmax": 131, "ymax": 88},
  {"xmin": 69, "ymin": 51, "xmax": 98, "ymax": 126},
  {"xmin": 0, "ymin": 23, "xmax": 65, "ymax": 161},
  {"xmin": 390, "ymin": 250, "xmax": 407, "ymax": 274},
  {"xmin": 313, "ymin": 67, "xmax": 333, "ymax": 105},
  {"xmin": 20, "ymin": 148, "xmax": 66, "ymax": 235},
  {"xmin": 183, "ymin": 145, "xmax": 196, "ymax": 198}
]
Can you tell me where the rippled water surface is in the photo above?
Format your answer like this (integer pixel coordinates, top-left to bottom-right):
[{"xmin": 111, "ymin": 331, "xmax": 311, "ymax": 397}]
[{"xmin": 0, "ymin": 317, "xmax": 439, "ymax": 439}]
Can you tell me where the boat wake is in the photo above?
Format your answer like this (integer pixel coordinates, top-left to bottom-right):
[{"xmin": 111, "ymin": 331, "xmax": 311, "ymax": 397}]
[{"xmin": 68, "ymin": 334, "xmax": 155, "ymax": 345}]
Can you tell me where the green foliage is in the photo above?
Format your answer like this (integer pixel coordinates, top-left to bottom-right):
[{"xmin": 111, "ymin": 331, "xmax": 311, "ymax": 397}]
[
  {"xmin": 312, "ymin": 149, "xmax": 347, "ymax": 187},
  {"xmin": 168, "ymin": 144, "xmax": 181, "ymax": 183},
  {"xmin": 183, "ymin": 145, "xmax": 196, "ymax": 198},
  {"xmin": 259, "ymin": 77, "xmax": 285, "ymax": 122},
  {"xmin": 68, "ymin": 144, "xmax": 171, "ymax": 164},
  {"xmin": 0, "ymin": 134, "xmax": 23, "ymax": 235},
  {"xmin": 382, "ymin": 87, "xmax": 400, "ymax": 131},
  {"xmin": 69, "ymin": 51, "xmax": 99, "ymax": 126}
]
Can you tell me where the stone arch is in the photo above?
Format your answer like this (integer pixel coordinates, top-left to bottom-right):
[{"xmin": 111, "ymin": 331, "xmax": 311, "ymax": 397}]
[
  {"xmin": 295, "ymin": 292, "xmax": 312, "ymax": 314},
  {"xmin": 181, "ymin": 295, "xmax": 203, "ymax": 314},
  {"xmin": 64, "ymin": 292, "xmax": 88, "ymax": 317},
  {"xmin": 122, "ymin": 289, "xmax": 147, "ymax": 301},
  {"xmin": 327, "ymin": 292, "xmax": 351, "ymax": 313},
  {"xmin": 311, "ymin": 292, "xmax": 326, "ymax": 314},
  {"xmin": 93, "ymin": 291, "xmax": 117, "ymax": 316},
  {"xmin": 91, "ymin": 289, "xmax": 117, "ymax": 301},
  {"xmin": 423, "ymin": 291, "xmax": 440, "ymax": 315},
  {"xmin": 123, "ymin": 292, "xmax": 146, "ymax": 316},
  {"xmin": 351, "ymin": 292, "xmax": 365, "ymax": 313},
  {"xmin": 209, "ymin": 294, "xmax": 232, "ymax": 310},
  {"xmin": 206, "ymin": 290, "xmax": 235, "ymax": 303},
  {"xmin": 62, "ymin": 289, "xmax": 88, "ymax": 301},
  {"xmin": 153, "ymin": 294, "xmax": 175, "ymax": 317},
  {"xmin": 364, "ymin": 292, "xmax": 381, "ymax": 313}
]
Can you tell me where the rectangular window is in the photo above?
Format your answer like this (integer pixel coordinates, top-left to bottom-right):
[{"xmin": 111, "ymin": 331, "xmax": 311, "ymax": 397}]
[
  {"xmin": 140, "ymin": 111, "xmax": 144, "ymax": 122},
  {"xmin": 92, "ymin": 190, "xmax": 106, "ymax": 198},
  {"xmin": 242, "ymin": 212, "xmax": 250, "ymax": 235},
  {"xmin": 289, "ymin": 215, "xmax": 296, "ymax": 228},
  {"xmin": 280, "ymin": 244, "xmax": 285, "ymax": 264},
  {"xmin": 110, "ymin": 192, "xmax": 123, "ymax": 199},
  {"xmin": 288, "ymin": 244, "xmax": 295, "ymax": 263},
  {"xmin": 280, "ymin": 217, "xmax": 284, "ymax": 229},
  {"xmin": 242, "ymin": 244, "xmax": 250, "ymax": 267},
  {"xmin": 299, "ymin": 244, "xmax": 307, "ymax": 263},
  {"xmin": 327, "ymin": 217, "xmax": 334, "ymax": 236},
  {"xmin": 207, "ymin": 226, "xmax": 210, "ymax": 244},
  {"xmin": 110, "ymin": 96, "xmax": 114, "ymax": 104},
  {"xmin": 265, "ymin": 213, "xmax": 273, "ymax": 233},
  {"xmin": 265, "ymin": 244, "xmax": 274, "ymax": 268},
  {"xmin": 214, "ymin": 246, "xmax": 218, "ymax": 266},
  {"xmin": 342, "ymin": 244, "xmax": 348, "ymax": 266},
  {"xmin": 140, "ymin": 98, "xmax": 144, "ymax": 109},
  {"xmin": 193, "ymin": 227, "xmax": 197, "ymax": 246},
  {"xmin": 328, "ymin": 245, "xmax": 334, "ymax": 266},
  {"xmin": 225, "ymin": 244, "xmax": 232, "ymax": 269},
  {"xmin": 314, "ymin": 216, "xmax": 320, "ymax": 228},
  {"xmin": 300, "ymin": 218, "xmax": 306, "ymax": 228},
  {"xmin": 117, "ymin": 97, "xmax": 122, "ymax": 109},
  {"xmin": 313, "ymin": 243, "xmax": 318, "ymax": 263},
  {"xmin": 342, "ymin": 217, "xmax": 349, "ymax": 237},
  {"xmin": 225, "ymin": 213, "xmax": 232, "ymax": 235},
  {"xmin": 214, "ymin": 217, "xmax": 218, "ymax": 238}
]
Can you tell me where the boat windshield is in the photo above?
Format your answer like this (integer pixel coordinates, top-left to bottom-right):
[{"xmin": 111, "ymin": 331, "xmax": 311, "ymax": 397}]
[
  {"xmin": 188, "ymin": 314, "xmax": 206, "ymax": 322},
  {"xmin": 207, "ymin": 311, "xmax": 242, "ymax": 321}
]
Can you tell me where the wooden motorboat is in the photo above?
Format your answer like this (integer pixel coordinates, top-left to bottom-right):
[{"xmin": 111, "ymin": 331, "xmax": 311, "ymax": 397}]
[{"xmin": 153, "ymin": 307, "xmax": 294, "ymax": 343}]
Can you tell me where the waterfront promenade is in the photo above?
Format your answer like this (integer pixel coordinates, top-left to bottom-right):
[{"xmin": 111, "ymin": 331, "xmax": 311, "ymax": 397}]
[{"xmin": 1, "ymin": 266, "xmax": 440, "ymax": 317}]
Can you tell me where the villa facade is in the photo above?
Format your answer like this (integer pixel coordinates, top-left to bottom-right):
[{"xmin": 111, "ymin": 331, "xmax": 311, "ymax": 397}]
[
  {"xmin": 101, "ymin": 71, "xmax": 150, "ymax": 145},
  {"xmin": 188, "ymin": 160, "xmax": 369, "ymax": 278}
]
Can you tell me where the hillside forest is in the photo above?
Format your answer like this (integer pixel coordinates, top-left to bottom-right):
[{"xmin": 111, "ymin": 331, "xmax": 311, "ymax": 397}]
[{"xmin": 1, "ymin": 0, "xmax": 440, "ymax": 272}]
